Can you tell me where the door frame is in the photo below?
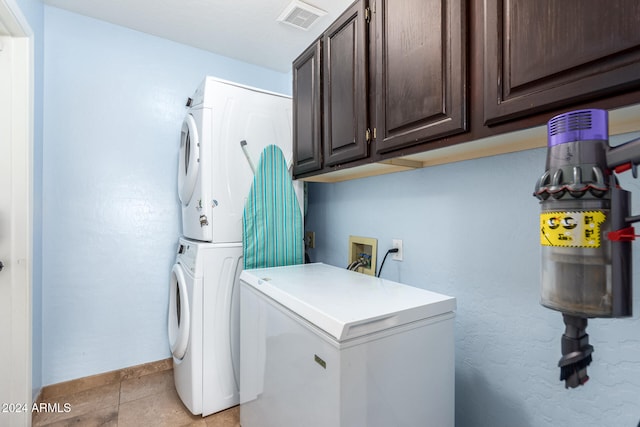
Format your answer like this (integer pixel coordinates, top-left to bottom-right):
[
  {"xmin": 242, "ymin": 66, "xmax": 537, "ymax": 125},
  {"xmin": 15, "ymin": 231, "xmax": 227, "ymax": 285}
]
[{"xmin": 0, "ymin": 0, "xmax": 33, "ymax": 425}]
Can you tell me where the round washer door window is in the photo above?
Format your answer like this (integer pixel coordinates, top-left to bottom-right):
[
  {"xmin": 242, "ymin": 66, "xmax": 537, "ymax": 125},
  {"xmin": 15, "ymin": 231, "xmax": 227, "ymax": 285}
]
[
  {"xmin": 178, "ymin": 113, "xmax": 200, "ymax": 205},
  {"xmin": 168, "ymin": 263, "xmax": 190, "ymax": 360}
]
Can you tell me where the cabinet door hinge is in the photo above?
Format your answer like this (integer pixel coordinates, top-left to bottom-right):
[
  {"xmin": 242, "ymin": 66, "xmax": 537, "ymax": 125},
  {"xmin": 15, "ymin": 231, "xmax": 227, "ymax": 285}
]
[{"xmin": 365, "ymin": 7, "xmax": 371, "ymax": 24}]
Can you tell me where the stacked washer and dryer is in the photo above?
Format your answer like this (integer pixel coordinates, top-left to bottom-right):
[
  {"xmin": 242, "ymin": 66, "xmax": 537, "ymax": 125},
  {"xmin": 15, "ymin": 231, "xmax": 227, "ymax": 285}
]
[{"xmin": 167, "ymin": 77, "xmax": 300, "ymax": 416}]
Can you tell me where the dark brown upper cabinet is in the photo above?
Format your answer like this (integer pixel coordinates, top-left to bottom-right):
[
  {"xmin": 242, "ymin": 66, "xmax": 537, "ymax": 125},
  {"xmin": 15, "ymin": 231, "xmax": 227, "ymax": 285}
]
[
  {"xmin": 374, "ymin": 0, "xmax": 467, "ymax": 154},
  {"xmin": 322, "ymin": 0, "xmax": 369, "ymax": 167},
  {"xmin": 292, "ymin": 0, "xmax": 640, "ymax": 181},
  {"xmin": 293, "ymin": 40, "xmax": 323, "ymax": 176},
  {"xmin": 484, "ymin": 0, "xmax": 640, "ymax": 125}
]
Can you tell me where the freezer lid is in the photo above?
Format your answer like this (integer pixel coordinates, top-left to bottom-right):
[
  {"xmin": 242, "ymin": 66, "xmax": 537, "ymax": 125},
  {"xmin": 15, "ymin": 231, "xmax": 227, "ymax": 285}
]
[{"xmin": 240, "ymin": 263, "xmax": 456, "ymax": 341}]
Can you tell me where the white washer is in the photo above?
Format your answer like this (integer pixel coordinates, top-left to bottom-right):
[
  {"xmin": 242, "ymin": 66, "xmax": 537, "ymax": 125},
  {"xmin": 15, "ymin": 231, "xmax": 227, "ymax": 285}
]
[
  {"xmin": 178, "ymin": 77, "xmax": 296, "ymax": 243},
  {"xmin": 168, "ymin": 237, "xmax": 243, "ymax": 416}
]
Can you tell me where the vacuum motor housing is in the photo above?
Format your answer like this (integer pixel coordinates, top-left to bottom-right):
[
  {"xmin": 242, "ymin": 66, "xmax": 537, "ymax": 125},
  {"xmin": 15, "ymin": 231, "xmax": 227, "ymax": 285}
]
[
  {"xmin": 534, "ymin": 109, "xmax": 632, "ymax": 318},
  {"xmin": 534, "ymin": 108, "xmax": 636, "ymax": 388}
]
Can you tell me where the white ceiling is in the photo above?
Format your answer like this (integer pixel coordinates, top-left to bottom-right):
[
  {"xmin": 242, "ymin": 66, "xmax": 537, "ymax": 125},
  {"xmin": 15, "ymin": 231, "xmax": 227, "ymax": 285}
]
[{"xmin": 43, "ymin": 0, "xmax": 353, "ymax": 72}]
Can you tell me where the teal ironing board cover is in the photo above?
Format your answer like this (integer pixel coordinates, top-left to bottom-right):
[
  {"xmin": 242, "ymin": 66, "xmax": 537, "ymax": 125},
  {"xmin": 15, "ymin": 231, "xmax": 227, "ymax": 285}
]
[{"xmin": 243, "ymin": 145, "xmax": 304, "ymax": 269}]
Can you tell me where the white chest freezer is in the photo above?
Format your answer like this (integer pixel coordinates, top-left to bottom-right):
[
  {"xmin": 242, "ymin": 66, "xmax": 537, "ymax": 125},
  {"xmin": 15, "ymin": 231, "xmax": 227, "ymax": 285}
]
[{"xmin": 239, "ymin": 263, "xmax": 456, "ymax": 427}]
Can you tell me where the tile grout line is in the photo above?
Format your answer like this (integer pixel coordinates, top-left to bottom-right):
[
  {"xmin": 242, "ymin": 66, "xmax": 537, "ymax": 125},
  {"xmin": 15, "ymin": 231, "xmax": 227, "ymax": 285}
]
[{"xmin": 117, "ymin": 376, "xmax": 122, "ymax": 426}]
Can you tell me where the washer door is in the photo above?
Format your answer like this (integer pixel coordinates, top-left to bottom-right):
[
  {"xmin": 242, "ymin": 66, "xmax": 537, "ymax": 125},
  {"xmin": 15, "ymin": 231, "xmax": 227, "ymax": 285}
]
[
  {"xmin": 178, "ymin": 113, "xmax": 200, "ymax": 205},
  {"xmin": 168, "ymin": 263, "xmax": 190, "ymax": 360}
]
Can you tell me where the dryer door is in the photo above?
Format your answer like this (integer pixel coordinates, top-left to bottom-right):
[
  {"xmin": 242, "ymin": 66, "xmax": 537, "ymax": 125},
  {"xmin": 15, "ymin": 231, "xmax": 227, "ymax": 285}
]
[
  {"xmin": 178, "ymin": 113, "xmax": 200, "ymax": 205},
  {"xmin": 168, "ymin": 263, "xmax": 190, "ymax": 360}
]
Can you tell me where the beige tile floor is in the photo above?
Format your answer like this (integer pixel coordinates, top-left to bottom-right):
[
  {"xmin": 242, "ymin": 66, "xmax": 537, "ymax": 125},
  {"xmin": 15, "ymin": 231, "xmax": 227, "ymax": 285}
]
[{"xmin": 32, "ymin": 368, "xmax": 240, "ymax": 427}]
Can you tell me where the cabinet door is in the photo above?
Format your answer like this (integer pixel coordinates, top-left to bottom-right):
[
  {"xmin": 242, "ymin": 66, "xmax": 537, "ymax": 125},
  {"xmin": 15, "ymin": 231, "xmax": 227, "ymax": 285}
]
[
  {"xmin": 374, "ymin": 0, "xmax": 467, "ymax": 154},
  {"xmin": 293, "ymin": 40, "xmax": 323, "ymax": 176},
  {"xmin": 323, "ymin": 0, "xmax": 369, "ymax": 167},
  {"xmin": 484, "ymin": 0, "xmax": 640, "ymax": 125}
]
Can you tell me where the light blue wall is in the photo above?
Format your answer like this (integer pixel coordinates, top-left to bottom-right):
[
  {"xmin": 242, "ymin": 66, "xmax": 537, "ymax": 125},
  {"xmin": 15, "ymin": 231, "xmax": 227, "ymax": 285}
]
[
  {"xmin": 305, "ymin": 136, "xmax": 640, "ymax": 427},
  {"xmin": 31, "ymin": 4, "xmax": 640, "ymax": 425},
  {"xmin": 14, "ymin": 0, "xmax": 44, "ymax": 400},
  {"xmin": 41, "ymin": 6, "xmax": 290, "ymax": 386}
]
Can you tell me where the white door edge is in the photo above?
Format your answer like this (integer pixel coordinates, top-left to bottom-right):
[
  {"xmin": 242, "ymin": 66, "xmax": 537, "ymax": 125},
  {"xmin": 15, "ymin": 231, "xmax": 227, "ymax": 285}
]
[
  {"xmin": 0, "ymin": 0, "xmax": 33, "ymax": 426},
  {"xmin": 0, "ymin": 0, "xmax": 32, "ymax": 38}
]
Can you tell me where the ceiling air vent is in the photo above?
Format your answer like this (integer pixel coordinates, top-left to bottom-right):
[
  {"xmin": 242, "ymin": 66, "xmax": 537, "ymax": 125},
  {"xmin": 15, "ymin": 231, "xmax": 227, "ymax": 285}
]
[{"xmin": 277, "ymin": 0, "xmax": 327, "ymax": 31}]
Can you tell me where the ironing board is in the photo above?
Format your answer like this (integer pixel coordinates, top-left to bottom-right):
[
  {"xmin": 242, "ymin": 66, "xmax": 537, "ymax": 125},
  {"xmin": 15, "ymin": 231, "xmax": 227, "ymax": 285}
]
[{"xmin": 243, "ymin": 145, "xmax": 304, "ymax": 269}]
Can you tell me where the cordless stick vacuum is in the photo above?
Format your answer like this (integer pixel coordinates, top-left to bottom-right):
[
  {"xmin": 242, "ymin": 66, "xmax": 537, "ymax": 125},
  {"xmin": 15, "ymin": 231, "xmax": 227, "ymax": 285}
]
[{"xmin": 533, "ymin": 109, "xmax": 640, "ymax": 388}]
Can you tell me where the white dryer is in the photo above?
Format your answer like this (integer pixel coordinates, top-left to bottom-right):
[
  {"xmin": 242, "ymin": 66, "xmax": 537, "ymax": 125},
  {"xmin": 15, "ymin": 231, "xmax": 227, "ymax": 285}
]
[
  {"xmin": 178, "ymin": 77, "xmax": 296, "ymax": 243},
  {"xmin": 168, "ymin": 237, "xmax": 243, "ymax": 416}
]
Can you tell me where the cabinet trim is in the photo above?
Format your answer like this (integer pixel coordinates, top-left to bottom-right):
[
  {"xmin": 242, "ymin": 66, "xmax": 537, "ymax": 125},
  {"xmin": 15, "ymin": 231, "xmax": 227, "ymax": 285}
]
[
  {"xmin": 292, "ymin": 40, "xmax": 323, "ymax": 175},
  {"xmin": 484, "ymin": 0, "xmax": 640, "ymax": 125},
  {"xmin": 322, "ymin": 0, "xmax": 369, "ymax": 167},
  {"xmin": 374, "ymin": 0, "xmax": 468, "ymax": 154}
]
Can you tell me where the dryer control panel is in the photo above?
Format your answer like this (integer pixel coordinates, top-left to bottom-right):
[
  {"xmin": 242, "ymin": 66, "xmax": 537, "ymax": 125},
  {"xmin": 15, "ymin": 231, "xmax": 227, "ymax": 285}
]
[{"xmin": 176, "ymin": 239, "xmax": 198, "ymax": 276}]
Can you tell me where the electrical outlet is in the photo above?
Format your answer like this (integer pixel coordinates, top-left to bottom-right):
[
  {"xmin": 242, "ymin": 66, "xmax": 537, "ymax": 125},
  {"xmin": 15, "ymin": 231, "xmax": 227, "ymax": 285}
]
[
  {"xmin": 305, "ymin": 231, "xmax": 316, "ymax": 248},
  {"xmin": 392, "ymin": 239, "xmax": 403, "ymax": 261}
]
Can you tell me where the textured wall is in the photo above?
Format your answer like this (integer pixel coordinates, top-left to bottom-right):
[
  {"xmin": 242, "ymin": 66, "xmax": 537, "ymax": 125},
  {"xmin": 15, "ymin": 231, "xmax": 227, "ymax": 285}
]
[
  {"xmin": 305, "ymin": 136, "xmax": 640, "ymax": 427},
  {"xmin": 41, "ymin": 6, "xmax": 290, "ymax": 386}
]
